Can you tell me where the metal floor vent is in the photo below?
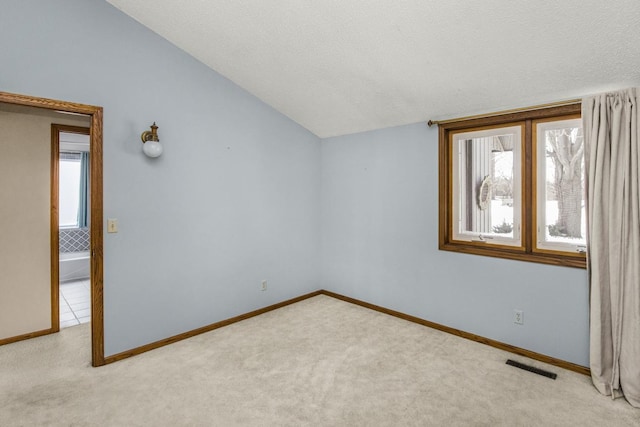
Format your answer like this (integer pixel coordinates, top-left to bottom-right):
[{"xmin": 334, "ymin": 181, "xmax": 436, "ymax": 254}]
[{"xmin": 506, "ymin": 359, "xmax": 557, "ymax": 380}]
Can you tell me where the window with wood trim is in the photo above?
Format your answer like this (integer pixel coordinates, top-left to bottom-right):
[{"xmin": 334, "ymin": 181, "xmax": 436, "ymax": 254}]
[{"xmin": 438, "ymin": 104, "xmax": 586, "ymax": 268}]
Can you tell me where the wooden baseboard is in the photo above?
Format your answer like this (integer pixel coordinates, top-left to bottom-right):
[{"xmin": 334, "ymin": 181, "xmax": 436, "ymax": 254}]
[
  {"xmin": 0, "ymin": 327, "xmax": 56, "ymax": 346},
  {"xmin": 103, "ymin": 290, "xmax": 323, "ymax": 364},
  {"xmin": 102, "ymin": 288, "xmax": 590, "ymax": 377},
  {"xmin": 320, "ymin": 290, "xmax": 590, "ymax": 376}
]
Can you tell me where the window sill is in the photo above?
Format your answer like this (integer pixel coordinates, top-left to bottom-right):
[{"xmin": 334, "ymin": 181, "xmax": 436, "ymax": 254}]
[{"xmin": 439, "ymin": 242, "xmax": 586, "ymax": 269}]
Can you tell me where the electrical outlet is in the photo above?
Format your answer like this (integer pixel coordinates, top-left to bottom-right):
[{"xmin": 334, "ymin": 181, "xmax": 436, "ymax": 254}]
[
  {"xmin": 514, "ymin": 309, "xmax": 524, "ymax": 325},
  {"xmin": 261, "ymin": 280, "xmax": 267, "ymax": 291}
]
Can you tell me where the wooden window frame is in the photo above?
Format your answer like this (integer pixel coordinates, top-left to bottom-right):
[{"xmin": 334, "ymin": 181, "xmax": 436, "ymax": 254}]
[{"xmin": 438, "ymin": 103, "xmax": 586, "ymax": 269}]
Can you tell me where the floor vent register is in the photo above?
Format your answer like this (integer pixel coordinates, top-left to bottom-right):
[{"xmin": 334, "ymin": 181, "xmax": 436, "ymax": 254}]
[{"xmin": 506, "ymin": 359, "xmax": 557, "ymax": 380}]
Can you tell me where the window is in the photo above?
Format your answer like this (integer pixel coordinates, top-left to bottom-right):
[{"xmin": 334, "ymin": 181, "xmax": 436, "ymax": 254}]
[
  {"xmin": 438, "ymin": 104, "xmax": 586, "ymax": 268},
  {"xmin": 534, "ymin": 117, "xmax": 586, "ymax": 254},
  {"xmin": 452, "ymin": 124, "xmax": 523, "ymax": 247},
  {"xmin": 59, "ymin": 152, "xmax": 89, "ymax": 228}
]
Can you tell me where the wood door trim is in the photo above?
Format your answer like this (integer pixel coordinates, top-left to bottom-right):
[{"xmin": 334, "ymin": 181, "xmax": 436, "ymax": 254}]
[
  {"xmin": 51, "ymin": 126, "xmax": 60, "ymax": 334},
  {"xmin": 90, "ymin": 108, "xmax": 104, "ymax": 366},
  {"xmin": 0, "ymin": 91, "xmax": 105, "ymax": 367}
]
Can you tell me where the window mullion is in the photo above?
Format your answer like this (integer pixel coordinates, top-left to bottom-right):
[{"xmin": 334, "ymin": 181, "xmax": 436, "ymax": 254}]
[{"xmin": 523, "ymin": 119, "xmax": 533, "ymax": 253}]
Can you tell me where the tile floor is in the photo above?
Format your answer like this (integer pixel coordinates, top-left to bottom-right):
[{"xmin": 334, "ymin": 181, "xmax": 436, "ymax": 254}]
[{"xmin": 59, "ymin": 279, "xmax": 91, "ymax": 328}]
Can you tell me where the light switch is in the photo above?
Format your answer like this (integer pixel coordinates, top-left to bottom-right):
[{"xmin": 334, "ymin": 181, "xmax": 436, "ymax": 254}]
[{"xmin": 107, "ymin": 218, "xmax": 118, "ymax": 233}]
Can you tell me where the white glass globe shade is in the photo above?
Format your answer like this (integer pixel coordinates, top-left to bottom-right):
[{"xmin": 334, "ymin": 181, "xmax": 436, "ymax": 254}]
[{"xmin": 143, "ymin": 141, "xmax": 163, "ymax": 158}]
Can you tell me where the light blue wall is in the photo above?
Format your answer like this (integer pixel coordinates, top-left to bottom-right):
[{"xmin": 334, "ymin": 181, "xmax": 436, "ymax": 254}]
[
  {"xmin": 321, "ymin": 123, "xmax": 590, "ymax": 366},
  {"xmin": 1, "ymin": 0, "xmax": 590, "ymax": 366},
  {"xmin": 0, "ymin": 0, "xmax": 321, "ymax": 356}
]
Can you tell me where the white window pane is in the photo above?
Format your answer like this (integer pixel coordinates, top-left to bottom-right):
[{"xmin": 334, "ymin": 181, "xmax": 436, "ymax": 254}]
[
  {"xmin": 59, "ymin": 158, "xmax": 81, "ymax": 227},
  {"xmin": 452, "ymin": 126, "xmax": 522, "ymax": 246},
  {"xmin": 491, "ymin": 149, "xmax": 514, "ymax": 236},
  {"xmin": 536, "ymin": 118, "xmax": 586, "ymax": 252}
]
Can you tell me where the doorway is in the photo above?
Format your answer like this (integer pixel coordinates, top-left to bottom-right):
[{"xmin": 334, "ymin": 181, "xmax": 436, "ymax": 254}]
[
  {"xmin": 0, "ymin": 91, "xmax": 104, "ymax": 367},
  {"xmin": 54, "ymin": 127, "xmax": 91, "ymax": 329}
]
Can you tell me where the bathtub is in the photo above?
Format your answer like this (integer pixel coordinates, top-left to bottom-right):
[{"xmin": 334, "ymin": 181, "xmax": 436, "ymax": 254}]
[{"xmin": 59, "ymin": 251, "xmax": 90, "ymax": 282}]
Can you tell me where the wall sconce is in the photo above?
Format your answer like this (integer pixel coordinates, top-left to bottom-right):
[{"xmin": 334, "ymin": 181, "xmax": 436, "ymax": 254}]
[{"xmin": 140, "ymin": 122, "xmax": 163, "ymax": 158}]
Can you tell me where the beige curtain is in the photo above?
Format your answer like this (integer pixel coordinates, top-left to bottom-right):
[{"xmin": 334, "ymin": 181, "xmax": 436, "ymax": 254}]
[{"xmin": 583, "ymin": 88, "xmax": 640, "ymax": 408}]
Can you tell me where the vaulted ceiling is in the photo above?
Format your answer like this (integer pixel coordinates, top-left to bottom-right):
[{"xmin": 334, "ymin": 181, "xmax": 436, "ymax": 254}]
[{"xmin": 107, "ymin": 1, "xmax": 640, "ymax": 138}]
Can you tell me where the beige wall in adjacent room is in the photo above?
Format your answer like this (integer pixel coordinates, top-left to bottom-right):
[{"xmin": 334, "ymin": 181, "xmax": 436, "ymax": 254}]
[{"xmin": 0, "ymin": 104, "xmax": 89, "ymax": 340}]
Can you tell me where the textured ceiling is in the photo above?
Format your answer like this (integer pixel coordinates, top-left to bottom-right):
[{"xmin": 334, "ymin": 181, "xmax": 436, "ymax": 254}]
[{"xmin": 107, "ymin": 1, "xmax": 640, "ymax": 138}]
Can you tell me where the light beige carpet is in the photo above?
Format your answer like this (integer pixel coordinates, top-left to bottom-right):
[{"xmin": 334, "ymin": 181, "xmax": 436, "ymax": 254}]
[{"xmin": 1, "ymin": 295, "xmax": 638, "ymax": 426}]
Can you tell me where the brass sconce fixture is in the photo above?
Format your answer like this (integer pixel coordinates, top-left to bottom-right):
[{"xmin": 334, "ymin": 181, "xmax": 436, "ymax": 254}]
[{"xmin": 140, "ymin": 122, "xmax": 163, "ymax": 158}]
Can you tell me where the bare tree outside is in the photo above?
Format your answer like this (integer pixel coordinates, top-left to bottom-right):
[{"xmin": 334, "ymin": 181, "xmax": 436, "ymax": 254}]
[{"xmin": 545, "ymin": 127, "xmax": 584, "ymax": 238}]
